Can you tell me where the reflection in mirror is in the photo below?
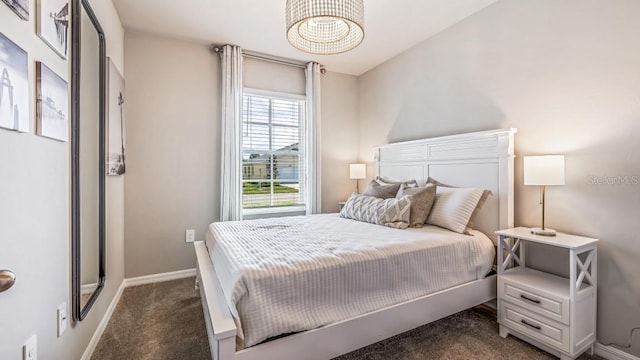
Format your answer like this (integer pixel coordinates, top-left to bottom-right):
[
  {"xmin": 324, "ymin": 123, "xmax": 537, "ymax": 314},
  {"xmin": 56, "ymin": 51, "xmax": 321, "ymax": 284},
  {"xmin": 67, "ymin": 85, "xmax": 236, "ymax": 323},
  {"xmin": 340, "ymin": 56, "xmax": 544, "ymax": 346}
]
[
  {"xmin": 79, "ymin": 3, "xmax": 100, "ymax": 310},
  {"xmin": 71, "ymin": 0, "xmax": 106, "ymax": 321}
]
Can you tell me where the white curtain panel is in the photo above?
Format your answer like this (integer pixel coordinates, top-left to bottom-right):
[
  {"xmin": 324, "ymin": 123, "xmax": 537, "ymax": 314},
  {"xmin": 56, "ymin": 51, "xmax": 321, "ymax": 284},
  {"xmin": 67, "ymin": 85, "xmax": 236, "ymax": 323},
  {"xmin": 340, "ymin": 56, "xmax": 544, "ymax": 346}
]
[
  {"xmin": 220, "ymin": 45, "xmax": 244, "ymax": 221},
  {"xmin": 305, "ymin": 62, "xmax": 322, "ymax": 214}
]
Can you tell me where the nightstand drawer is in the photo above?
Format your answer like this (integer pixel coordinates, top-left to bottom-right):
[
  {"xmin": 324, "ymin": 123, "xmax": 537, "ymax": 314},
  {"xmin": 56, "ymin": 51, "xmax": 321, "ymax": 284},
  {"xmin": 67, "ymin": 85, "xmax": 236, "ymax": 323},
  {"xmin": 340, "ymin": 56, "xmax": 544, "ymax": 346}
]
[
  {"xmin": 500, "ymin": 301, "xmax": 569, "ymax": 352},
  {"xmin": 500, "ymin": 276, "xmax": 569, "ymax": 325}
]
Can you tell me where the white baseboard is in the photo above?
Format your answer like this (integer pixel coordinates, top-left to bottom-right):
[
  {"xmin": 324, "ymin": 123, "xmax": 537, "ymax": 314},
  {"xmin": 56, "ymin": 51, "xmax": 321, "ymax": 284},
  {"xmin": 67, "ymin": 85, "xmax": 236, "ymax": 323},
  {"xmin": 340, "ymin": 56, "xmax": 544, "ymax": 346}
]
[
  {"xmin": 80, "ymin": 280, "xmax": 126, "ymax": 360},
  {"xmin": 596, "ymin": 343, "xmax": 640, "ymax": 360},
  {"xmin": 80, "ymin": 269, "xmax": 197, "ymax": 360},
  {"xmin": 82, "ymin": 283, "xmax": 98, "ymax": 295},
  {"xmin": 124, "ymin": 268, "xmax": 197, "ymax": 288}
]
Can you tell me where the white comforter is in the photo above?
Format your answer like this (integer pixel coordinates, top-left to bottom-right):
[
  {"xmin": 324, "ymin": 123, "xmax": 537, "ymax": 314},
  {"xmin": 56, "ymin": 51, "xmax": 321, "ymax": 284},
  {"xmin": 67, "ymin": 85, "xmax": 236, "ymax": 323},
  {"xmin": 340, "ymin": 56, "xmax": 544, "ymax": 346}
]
[{"xmin": 206, "ymin": 214, "xmax": 494, "ymax": 348}]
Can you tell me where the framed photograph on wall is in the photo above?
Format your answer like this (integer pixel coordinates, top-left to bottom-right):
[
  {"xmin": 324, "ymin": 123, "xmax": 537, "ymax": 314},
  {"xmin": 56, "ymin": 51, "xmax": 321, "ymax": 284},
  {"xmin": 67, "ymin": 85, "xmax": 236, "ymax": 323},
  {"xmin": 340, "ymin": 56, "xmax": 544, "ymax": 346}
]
[
  {"xmin": 2, "ymin": 0, "xmax": 29, "ymax": 20},
  {"xmin": 36, "ymin": 61, "xmax": 68, "ymax": 141},
  {"xmin": 0, "ymin": 32, "xmax": 29, "ymax": 132},
  {"xmin": 107, "ymin": 58, "xmax": 126, "ymax": 175},
  {"xmin": 36, "ymin": 0, "xmax": 69, "ymax": 58}
]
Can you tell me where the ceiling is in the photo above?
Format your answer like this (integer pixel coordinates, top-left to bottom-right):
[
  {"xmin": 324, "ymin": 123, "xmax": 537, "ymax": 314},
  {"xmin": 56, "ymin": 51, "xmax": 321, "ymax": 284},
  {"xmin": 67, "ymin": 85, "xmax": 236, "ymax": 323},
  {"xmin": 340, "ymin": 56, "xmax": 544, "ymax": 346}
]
[{"xmin": 112, "ymin": 0, "xmax": 498, "ymax": 75}]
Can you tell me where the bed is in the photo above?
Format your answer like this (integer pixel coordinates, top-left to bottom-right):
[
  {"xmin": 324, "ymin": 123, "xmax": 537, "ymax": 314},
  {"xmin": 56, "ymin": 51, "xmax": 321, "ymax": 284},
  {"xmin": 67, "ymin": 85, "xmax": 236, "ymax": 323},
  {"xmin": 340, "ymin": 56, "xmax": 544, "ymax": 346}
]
[{"xmin": 195, "ymin": 128, "xmax": 517, "ymax": 360}]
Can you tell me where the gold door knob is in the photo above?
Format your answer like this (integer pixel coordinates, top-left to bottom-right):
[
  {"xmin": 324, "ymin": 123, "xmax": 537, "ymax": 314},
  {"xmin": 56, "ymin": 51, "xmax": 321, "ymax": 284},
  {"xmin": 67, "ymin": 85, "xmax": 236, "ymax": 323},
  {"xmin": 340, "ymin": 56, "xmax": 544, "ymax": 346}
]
[{"xmin": 0, "ymin": 270, "xmax": 16, "ymax": 293}]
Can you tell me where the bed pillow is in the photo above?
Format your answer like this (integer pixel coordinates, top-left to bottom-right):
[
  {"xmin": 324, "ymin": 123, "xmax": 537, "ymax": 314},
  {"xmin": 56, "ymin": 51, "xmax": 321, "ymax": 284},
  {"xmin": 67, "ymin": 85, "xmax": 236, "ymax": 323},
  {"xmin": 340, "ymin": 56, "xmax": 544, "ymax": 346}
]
[
  {"xmin": 426, "ymin": 177, "xmax": 492, "ymax": 233},
  {"xmin": 363, "ymin": 181, "xmax": 401, "ymax": 199},
  {"xmin": 340, "ymin": 193, "xmax": 411, "ymax": 229},
  {"xmin": 426, "ymin": 177, "xmax": 453, "ymax": 187},
  {"xmin": 426, "ymin": 187, "xmax": 486, "ymax": 234},
  {"xmin": 396, "ymin": 184, "xmax": 437, "ymax": 228},
  {"xmin": 375, "ymin": 176, "xmax": 419, "ymax": 188}
]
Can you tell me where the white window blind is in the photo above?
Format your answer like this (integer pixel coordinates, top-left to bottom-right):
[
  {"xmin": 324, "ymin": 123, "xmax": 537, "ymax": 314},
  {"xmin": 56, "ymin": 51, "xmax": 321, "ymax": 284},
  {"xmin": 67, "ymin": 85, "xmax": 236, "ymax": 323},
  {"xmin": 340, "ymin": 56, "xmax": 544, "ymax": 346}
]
[{"xmin": 242, "ymin": 92, "xmax": 306, "ymax": 211}]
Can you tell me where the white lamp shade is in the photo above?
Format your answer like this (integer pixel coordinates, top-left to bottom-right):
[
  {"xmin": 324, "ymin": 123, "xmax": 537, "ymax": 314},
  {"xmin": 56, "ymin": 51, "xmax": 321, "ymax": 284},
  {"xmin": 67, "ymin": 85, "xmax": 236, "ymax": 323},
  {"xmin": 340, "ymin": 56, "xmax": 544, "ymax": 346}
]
[
  {"xmin": 286, "ymin": 0, "xmax": 365, "ymax": 55},
  {"xmin": 524, "ymin": 155, "xmax": 565, "ymax": 186},
  {"xmin": 349, "ymin": 163, "xmax": 366, "ymax": 180}
]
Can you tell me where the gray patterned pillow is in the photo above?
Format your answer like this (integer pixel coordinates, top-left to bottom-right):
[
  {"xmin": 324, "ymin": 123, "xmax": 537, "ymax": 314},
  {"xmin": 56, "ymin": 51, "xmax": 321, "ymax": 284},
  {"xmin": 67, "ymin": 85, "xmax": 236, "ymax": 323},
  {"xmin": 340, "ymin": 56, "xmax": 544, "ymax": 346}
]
[
  {"xmin": 397, "ymin": 184, "xmax": 437, "ymax": 228},
  {"xmin": 363, "ymin": 181, "xmax": 400, "ymax": 199},
  {"xmin": 340, "ymin": 194, "xmax": 411, "ymax": 229}
]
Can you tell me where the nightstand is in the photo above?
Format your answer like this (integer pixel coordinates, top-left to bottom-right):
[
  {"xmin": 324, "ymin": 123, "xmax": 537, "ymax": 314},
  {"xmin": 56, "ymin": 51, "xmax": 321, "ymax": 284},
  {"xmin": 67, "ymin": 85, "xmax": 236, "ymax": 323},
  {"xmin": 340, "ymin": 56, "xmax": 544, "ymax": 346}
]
[{"xmin": 496, "ymin": 227, "xmax": 598, "ymax": 360}]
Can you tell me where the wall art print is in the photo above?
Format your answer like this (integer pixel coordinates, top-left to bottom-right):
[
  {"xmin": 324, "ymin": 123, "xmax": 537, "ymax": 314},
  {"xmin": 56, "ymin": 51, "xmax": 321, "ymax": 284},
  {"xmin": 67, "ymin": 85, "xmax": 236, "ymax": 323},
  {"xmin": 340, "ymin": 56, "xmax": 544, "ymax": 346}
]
[
  {"xmin": 36, "ymin": 61, "xmax": 68, "ymax": 141},
  {"xmin": 0, "ymin": 32, "xmax": 29, "ymax": 132},
  {"xmin": 37, "ymin": 0, "xmax": 69, "ymax": 58},
  {"xmin": 107, "ymin": 58, "xmax": 126, "ymax": 175},
  {"xmin": 2, "ymin": 0, "xmax": 29, "ymax": 20}
]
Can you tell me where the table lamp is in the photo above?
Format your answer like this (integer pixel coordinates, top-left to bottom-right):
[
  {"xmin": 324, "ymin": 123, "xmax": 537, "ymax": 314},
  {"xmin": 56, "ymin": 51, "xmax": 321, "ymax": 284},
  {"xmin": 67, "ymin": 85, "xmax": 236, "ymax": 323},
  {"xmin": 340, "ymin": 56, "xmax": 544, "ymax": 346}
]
[
  {"xmin": 524, "ymin": 155, "xmax": 565, "ymax": 236},
  {"xmin": 349, "ymin": 163, "xmax": 366, "ymax": 193}
]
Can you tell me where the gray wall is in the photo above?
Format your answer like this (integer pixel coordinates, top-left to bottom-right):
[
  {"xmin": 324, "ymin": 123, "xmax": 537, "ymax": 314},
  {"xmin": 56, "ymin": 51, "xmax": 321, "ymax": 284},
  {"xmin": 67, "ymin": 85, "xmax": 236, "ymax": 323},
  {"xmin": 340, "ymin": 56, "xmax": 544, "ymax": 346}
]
[
  {"xmin": 123, "ymin": 32, "xmax": 359, "ymax": 277},
  {"xmin": 357, "ymin": 0, "xmax": 640, "ymax": 356},
  {"xmin": 0, "ymin": 0, "xmax": 125, "ymax": 359},
  {"xmin": 321, "ymin": 71, "xmax": 360, "ymax": 212},
  {"xmin": 123, "ymin": 33, "xmax": 219, "ymax": 278}
]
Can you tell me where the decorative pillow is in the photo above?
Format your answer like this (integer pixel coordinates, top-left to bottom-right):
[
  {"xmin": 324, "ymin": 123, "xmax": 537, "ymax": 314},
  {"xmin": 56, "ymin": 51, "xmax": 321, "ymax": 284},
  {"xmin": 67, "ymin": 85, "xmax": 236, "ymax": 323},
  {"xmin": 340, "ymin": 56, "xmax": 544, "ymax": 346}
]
[
  {"xmin": 396, "ymin": 184, "xmax": 437, "ymax": 228},
  {"xmin": 375, "ymin": 176, "xmax": 419, "ymax": 188},
  {"xmin": 426, "ymin": 187, "xmax": 486, "ymax": 234},
  {"xmin": 426, "ymin": 177, "xmax": 492, "ymax": 233},
  {"xmin": 426, "ymin": 177, "xmax": 453, "ymax": 187},
  {"xmin": 340, "ymin": 194, "xmax": 411, "ymax": 229},
  {"xmin": 363, "ymin": 180, "xmax": 401, "ymax": 199}
]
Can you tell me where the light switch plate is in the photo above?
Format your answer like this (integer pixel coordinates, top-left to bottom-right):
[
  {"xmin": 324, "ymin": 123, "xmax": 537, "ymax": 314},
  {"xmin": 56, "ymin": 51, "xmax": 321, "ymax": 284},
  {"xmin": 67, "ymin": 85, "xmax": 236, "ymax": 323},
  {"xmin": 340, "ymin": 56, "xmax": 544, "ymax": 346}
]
[
  {"xmin": 185, "ymin": 229, "xmax": 195, "ymax": 243},
  {"xmin": 23, "ymin": 334, "xmax": 37, "ymax": 360},
  {"xmin": 57, "ymin": 302, "xmax": 68, "ymax": 337}
]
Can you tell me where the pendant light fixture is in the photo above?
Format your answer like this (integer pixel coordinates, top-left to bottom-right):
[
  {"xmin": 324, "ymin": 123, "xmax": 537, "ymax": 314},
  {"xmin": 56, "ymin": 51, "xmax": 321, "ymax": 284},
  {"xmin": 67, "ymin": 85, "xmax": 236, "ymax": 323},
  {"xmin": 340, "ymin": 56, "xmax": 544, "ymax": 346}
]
[{"xmin": 286, "ymin": 0, "xmax": 365, "ymax": 55}]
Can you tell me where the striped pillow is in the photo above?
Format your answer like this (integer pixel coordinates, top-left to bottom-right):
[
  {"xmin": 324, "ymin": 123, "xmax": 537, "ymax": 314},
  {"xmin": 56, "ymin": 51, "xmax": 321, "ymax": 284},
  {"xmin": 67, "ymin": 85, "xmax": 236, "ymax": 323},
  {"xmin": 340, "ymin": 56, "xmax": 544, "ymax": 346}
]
[
  {"xmin": 340, "ymin": 194, "xmax": 411, "ymax": 229},
  {"xmin": 426, "ymin": 187, "xmax": 485, "ymax": 234},
  {"xmin": 426, "ymin": 177, "xmax": 492, "ymax": 233}
]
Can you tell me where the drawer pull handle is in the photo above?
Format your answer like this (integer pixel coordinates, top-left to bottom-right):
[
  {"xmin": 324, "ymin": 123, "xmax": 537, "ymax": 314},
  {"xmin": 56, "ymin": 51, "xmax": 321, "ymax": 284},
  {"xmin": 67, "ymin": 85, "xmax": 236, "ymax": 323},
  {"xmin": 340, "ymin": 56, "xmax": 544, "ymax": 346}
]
[
  {"xmin": 520, "ymin": 294, "xmax": 541, "ymax": 304},
  {"xmin": 521, "ymin": 319, "xmax": 542, "ymax": 330}
]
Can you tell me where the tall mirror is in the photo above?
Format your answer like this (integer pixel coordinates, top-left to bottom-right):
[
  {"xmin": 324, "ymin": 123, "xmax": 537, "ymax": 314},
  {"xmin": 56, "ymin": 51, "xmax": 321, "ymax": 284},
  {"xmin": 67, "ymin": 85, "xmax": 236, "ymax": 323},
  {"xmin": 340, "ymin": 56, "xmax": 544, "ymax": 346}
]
[{"xmin": 71, "ymin": 0, "xmax": 106, "ymax": 321}]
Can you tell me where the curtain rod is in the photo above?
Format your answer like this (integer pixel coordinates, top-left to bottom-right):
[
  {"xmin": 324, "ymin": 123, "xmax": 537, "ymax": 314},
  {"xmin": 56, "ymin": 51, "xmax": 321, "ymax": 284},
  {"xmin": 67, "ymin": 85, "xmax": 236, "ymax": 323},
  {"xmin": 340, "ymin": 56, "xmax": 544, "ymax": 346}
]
[{"xmin": 212, "ymin": 45, "xmax": 325, "ymax": 73}]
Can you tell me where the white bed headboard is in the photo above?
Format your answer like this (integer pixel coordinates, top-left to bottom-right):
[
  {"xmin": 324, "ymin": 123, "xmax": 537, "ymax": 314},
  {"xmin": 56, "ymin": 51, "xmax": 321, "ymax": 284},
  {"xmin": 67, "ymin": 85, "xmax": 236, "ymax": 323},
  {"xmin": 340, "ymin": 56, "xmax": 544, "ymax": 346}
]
[{"xmin": 374, "ymin": 128, "xmax": 517, "ymax": 240}]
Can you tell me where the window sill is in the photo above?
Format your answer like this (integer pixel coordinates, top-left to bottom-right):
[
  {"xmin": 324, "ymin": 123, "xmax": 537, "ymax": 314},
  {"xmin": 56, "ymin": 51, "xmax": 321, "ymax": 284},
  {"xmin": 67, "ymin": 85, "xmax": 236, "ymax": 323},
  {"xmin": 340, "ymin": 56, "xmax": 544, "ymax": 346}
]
[{"xmin": 242, "ymin": 205, "xmax": 306, "ymax": 220}]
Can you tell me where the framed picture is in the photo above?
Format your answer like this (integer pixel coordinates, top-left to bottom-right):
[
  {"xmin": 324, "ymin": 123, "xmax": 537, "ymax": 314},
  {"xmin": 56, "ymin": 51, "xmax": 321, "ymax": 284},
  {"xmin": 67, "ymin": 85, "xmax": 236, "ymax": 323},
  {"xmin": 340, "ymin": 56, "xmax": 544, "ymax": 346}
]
[
  {"xmin": 0, "ymin": 32, "xmax": 29, "ymax": 132},
  {"xmin": 36, "ymin": 0, "xmax": 69, "ymax": 58},
  {"xmin": 107, "ymin": 58, "xmax": 126, "ymax": 175},
  {"xmin": 36, "ymin": 61, "xmax": 68, "ymax": 141},
  {"xmin": 2, "ymin": 0, "xmax": 29, "ymax": 20}
]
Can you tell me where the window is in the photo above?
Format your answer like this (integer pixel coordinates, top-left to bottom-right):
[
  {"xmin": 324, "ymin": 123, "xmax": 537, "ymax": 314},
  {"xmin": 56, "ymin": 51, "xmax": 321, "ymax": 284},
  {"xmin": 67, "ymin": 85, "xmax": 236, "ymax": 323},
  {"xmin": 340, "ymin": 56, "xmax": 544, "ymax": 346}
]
[{"xmin": 242, "ymin": 91, "xmax": 306, "ymax": 212}]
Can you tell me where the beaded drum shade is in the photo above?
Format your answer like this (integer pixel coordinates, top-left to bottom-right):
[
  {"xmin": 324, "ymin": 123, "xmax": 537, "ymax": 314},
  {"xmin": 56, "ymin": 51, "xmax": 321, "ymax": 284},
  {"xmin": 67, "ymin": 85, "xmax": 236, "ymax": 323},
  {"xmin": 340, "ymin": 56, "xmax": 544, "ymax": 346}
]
[{"xmin": 286, "ymin": 0, "xmax": 364, "ymax": 55}]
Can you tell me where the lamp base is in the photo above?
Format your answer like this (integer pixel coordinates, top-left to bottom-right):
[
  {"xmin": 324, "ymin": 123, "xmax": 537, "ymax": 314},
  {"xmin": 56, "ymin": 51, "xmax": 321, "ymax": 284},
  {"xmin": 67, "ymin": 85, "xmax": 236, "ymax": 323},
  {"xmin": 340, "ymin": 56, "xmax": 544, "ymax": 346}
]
[{"xmin": 530, "ymin": 227, "xmax": 557, "ymax": 236}]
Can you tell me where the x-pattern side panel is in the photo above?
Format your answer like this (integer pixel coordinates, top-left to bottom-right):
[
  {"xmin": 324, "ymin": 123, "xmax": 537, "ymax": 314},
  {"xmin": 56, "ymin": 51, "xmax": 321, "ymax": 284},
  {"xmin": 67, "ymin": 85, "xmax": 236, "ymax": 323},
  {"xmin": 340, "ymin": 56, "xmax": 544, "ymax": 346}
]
[
  {"xmin": 575, "ymin": 248, "xmax": 595, "ymax": 290},
  {"xmin": 501, "ymin": 237, "xmax": 523, "ymax": 270}
]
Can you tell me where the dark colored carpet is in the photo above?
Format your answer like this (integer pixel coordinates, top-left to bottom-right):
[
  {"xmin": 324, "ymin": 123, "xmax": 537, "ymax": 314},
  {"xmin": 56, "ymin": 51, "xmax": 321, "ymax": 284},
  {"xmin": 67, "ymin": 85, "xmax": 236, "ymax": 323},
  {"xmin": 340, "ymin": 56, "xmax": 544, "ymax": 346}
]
[
  {"xmin": 92, "ymin": 277, "xmax": 604, "ymax": 360},
  {"xmin": 334, "ymin": 305, "xmax": 602, "ymax": 360},
  {"xmin": 91, "ymin": 277, "xmax": 210, "ymax": 360}
]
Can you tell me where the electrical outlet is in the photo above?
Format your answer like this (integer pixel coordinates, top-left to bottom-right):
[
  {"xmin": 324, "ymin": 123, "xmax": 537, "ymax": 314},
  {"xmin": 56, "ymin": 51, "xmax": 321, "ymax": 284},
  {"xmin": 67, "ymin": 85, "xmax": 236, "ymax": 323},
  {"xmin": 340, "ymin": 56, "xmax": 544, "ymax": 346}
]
[
  {"xmin": 185, "ymin": 229, "xmax": 195, "ymax": 243},
  {"xmin": 23, "ymin": 334, "xmax": 37, "ymax": 360},
  {"xmin": 57, "ymin": 302, "xmax": 68, "ymax": 337}
]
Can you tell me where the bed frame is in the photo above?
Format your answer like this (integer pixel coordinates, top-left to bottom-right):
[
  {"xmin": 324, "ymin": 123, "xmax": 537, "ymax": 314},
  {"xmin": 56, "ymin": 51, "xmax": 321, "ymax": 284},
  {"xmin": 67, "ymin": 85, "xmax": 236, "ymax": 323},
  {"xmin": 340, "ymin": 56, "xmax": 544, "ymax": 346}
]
[{"xmin": 195, "ymin": 128, "xmax": 517, "ymax": 360}]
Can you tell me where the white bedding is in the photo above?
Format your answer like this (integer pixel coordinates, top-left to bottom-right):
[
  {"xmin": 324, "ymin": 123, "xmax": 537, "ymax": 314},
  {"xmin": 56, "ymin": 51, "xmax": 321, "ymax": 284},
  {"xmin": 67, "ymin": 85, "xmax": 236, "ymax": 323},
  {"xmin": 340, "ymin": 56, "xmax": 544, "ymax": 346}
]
[{"xmin": 205, "ymin": 214, "xmax": 495, "ymax": 349}]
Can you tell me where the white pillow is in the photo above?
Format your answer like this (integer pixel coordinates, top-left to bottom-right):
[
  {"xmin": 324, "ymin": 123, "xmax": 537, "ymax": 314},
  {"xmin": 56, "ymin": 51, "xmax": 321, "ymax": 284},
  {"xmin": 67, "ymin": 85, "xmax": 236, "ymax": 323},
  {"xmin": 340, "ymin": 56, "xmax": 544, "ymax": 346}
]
[
  {"xmin": 340, "ymin": 193, "xmax": 411, "ymax": 229},
  {"xmin": 426, "ymin": 187, "xmax": 485, "ymax": 234},
  {"xmin": 375, "ymin": 176, "xmax": 419, "ymax": 188}
]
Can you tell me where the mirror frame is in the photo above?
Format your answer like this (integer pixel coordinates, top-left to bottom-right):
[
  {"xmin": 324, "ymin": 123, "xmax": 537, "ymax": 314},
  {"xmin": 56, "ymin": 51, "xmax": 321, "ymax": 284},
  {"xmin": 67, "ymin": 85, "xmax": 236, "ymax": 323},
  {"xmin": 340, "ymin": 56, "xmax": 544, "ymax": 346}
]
[{"xmin": 71, "ymin": 0, "xmax": 107, "ymax": 321}]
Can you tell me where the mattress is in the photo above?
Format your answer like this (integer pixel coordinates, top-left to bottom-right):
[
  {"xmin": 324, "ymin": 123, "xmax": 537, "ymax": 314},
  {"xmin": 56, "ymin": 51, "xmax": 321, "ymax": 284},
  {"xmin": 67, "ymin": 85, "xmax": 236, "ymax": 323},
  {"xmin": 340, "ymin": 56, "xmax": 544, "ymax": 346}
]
[{"xmin": 205, "ymin": 213, "xmax": 495, "ymax": 349}]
